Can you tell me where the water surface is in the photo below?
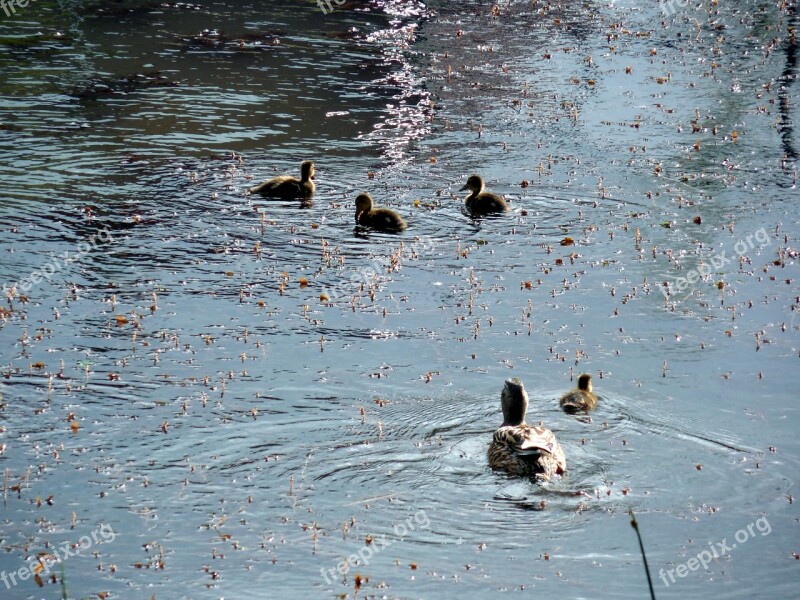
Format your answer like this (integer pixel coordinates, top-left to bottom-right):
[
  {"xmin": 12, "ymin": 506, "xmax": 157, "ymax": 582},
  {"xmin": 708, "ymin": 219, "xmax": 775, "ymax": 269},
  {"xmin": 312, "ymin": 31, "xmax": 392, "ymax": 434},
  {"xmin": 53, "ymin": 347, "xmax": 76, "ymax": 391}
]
[{"xmin": 0, "ymin": 0, "xmax": 798, "ymax": 598}]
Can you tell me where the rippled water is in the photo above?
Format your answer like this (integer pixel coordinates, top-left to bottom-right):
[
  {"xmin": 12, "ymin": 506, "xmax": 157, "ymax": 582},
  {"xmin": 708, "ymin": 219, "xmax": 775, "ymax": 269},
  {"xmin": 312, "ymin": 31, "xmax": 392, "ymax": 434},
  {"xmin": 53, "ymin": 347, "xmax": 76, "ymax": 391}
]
[{"xmin": 0, "ymin": 0, "xmax": 798, "ymax": 598}]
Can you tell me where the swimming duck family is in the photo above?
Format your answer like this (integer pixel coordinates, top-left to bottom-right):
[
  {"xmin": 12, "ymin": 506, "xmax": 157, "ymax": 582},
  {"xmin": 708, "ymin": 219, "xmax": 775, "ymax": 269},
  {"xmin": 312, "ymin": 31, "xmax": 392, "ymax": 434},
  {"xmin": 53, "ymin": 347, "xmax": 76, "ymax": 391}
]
[
  {"xmin": 250, "ymin": 160, "xmax": 315, "ymax": 200},
  {"xmin": 460, "ymin": 174, "xmax": 509, "ymax": 214},
  {"xmin": 488, "ymin": 378, "xmax": 566, "ymax": 480},
  {"xmin": 354, "ymin": 193, "xmax": 407, "ymax": 232},
  {"xmin": 559, "ymin": 373, "xmax": 598, "ymax": 413}
]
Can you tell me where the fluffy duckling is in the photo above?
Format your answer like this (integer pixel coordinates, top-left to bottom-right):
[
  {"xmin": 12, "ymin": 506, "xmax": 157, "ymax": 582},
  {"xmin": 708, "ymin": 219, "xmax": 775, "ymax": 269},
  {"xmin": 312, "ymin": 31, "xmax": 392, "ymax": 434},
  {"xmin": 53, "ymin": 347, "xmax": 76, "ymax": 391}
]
[
  {"xmin": 559, "ymin": 373, "xmax": 598, "ymax": 413},
  {"xmin": 460, "ymin": 174, "xmax": 509, "ymax": 214},
  {"xmin": 488, "ymin": 378, "xmax": 566, "ymax": 480},
  {"xmin": 355, "ymin": 193, "xmax": 407, "ymax": 232},
  {"xmin": 249, "ymin": 160, "xmax": 315, "ymax": 199}
]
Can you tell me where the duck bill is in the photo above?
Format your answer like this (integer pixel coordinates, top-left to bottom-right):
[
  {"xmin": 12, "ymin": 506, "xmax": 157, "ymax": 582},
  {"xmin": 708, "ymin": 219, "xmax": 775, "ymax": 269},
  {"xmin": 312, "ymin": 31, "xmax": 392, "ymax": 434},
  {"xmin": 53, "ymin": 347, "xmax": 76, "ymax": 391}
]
[{"xmin": 459, "ymin": 184, "xmax": 469, "ymax": 191}]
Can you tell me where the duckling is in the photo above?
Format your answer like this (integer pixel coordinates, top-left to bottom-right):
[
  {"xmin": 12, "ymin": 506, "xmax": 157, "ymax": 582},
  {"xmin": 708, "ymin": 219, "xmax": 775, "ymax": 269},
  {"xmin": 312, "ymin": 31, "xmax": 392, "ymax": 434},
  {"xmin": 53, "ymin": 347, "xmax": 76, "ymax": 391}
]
[
  {"xmin": 488, "ymin": 378, "xmax": 566, "ymax": 480},
  {"xmin": 559, "ymin": 373, "xmax": 598, "ymax": 413},
  {"xmin": 460, "ymin": 174, "xmax": 509, "ymax": 214},
  {"xmin": 249, "ymin": 160, "xmax": 315, "ymax": 199},
  {"xmin": 355, "ymin": 193, "xmax": 407, "ymax": 232}
]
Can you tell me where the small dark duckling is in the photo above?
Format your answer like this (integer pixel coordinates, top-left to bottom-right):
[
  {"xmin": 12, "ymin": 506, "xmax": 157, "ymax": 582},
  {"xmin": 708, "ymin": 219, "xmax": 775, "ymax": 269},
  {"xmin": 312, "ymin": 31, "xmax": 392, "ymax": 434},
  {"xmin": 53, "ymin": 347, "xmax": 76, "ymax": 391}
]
[
  {"xmin": 460, "ymin": 174, "xmax": 509, "ymax": 214},
  {"xmin": 559, "ymin": 373, "xmax": 598, "ymax": 413},
  {"xmin": 249, "ymin": 160, "xmax": 315, "ymax": 199},
  {"xmin": 488, "ymin": 378, "xmax": 566, "ymax": 480},
  {"xmin": 355, "ymin": 193, "xmax": 407, "ymax": 232}
]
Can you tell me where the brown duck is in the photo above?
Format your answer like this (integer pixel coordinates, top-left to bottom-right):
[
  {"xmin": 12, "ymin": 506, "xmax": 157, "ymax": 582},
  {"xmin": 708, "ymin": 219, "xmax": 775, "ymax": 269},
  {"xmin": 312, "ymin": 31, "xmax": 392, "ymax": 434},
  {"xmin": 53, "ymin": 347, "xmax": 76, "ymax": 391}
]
[
  {"xmin": 488, "ymin": 378, "xmax": 566, "ymax": 480},
  {"xmin": 249, "ymin": 160, "xmax": 315, "ymax": 200},
  {"xmin": 355, "ymin": 193, "xmax": 407, "ymax": 232},
  {"xmin": 460, "ymin": 174, "xmax": 509, "ymax": 214},
  {"xmin": 559, "ymin": 374, "xmax": 598, "ymax": 413}
]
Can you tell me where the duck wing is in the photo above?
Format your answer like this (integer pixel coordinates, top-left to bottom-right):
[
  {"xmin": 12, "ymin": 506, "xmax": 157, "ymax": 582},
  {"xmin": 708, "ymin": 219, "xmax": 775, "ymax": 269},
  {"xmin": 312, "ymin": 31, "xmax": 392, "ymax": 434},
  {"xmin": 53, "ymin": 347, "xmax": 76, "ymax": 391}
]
[{"xmin": 495, "ymin": 425, "xmax": 565, "ymax": 467}]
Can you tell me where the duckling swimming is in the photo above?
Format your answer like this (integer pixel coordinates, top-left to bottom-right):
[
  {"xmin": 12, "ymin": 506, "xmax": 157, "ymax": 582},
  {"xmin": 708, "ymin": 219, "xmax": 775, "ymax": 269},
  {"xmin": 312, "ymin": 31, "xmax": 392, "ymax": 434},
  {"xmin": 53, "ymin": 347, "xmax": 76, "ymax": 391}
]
[
  {"xmin": 355, "ymin": 193, "xmax": 407, "ymax": 232},
  {"xmin": 559, "ymin": 373, "xmax": 598, "ymax": 413},
  {"xmin": 460, "ymin": 174, "xmax": 509, "ymax": 214},
  {"xmin": 249, "ymin": 160, "xmax": 315, "ymax": 199},
  {"xmin": 488, "ymin": 378, "xmax": 566, "ymax": 480}
]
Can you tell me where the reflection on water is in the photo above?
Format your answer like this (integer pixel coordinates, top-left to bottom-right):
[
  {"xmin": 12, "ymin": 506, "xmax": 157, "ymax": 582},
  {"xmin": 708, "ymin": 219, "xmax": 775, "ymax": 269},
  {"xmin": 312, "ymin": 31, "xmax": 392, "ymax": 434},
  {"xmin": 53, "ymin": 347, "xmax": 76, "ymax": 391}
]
[{"xmin": 0, "ymin": 0, "xmax": 798, "ymax": 598}]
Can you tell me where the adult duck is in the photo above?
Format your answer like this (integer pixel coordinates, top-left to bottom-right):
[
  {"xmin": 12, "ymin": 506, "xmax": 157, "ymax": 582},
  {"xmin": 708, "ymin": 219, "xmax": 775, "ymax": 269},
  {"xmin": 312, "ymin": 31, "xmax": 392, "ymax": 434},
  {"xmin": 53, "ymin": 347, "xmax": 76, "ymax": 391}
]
[{"xmin": 488, "ymin": 378, "xmax": 566, "ymax": 480}]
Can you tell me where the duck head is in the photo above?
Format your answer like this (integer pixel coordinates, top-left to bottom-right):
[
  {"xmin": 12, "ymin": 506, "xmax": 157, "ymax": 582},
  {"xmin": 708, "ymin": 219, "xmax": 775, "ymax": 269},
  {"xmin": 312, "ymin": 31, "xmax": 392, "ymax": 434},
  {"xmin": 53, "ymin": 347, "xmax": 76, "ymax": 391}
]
[
  {"xmin": 460, "ymin": 174, "xmax": 484, "ymax": 194},
  {"xmin": 301, "ymin": 160, "xmax": 315, "ymax": 181},
  {"xmin": 501, "ymin": 378, "xmax": 528, "ymax": 426},
  {"xmin": 577, "ymin": 373, "xmax": 592, "ymax": 392},
  {"xmin": 355, "ymin": 193, "xmax": 374, "ymax": 221}
]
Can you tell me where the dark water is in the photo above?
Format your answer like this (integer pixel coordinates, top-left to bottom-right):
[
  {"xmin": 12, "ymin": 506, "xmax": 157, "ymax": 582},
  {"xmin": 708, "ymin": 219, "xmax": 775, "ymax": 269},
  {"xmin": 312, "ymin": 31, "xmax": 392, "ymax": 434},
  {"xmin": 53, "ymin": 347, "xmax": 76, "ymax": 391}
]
[{"xmin": 0, "ymin": 0, "xmax": 798, "ymax": 598}]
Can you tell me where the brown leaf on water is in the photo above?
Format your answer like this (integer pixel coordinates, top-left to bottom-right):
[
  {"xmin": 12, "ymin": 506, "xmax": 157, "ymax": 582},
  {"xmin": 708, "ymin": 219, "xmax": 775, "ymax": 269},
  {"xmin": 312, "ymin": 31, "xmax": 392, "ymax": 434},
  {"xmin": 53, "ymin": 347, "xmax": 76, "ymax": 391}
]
[
  {"xmin": 560, "ymin": 237, "xmax": 575, "ymax": 246},
  {"xmin": 299, "ymin": 277, "xmax": 309, "ymax": 288},
  {"xmin": 410, "ymin": 562, "xmax": 418, "ymax": 570},
  {"xmin": 70, "ymin": 420, "xmax": 79, "ymax": 433},
  {"xmin": 115, "ymin": 315, "xmax": 129, "ymax": 325},
  {"xmin": 34, "ymin": 574, "xmax": 43, "ymax": 587},
  {"xmin": 693, "ymin": 216, "xmax": 702, "ymax": 224},
  {"xmin": 319, "ymin": 293, "xmax": 330, "ymax": 302},
  {"xmin": 520, "ymin": 180, "xmax": 529, "ymax": 188}
]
